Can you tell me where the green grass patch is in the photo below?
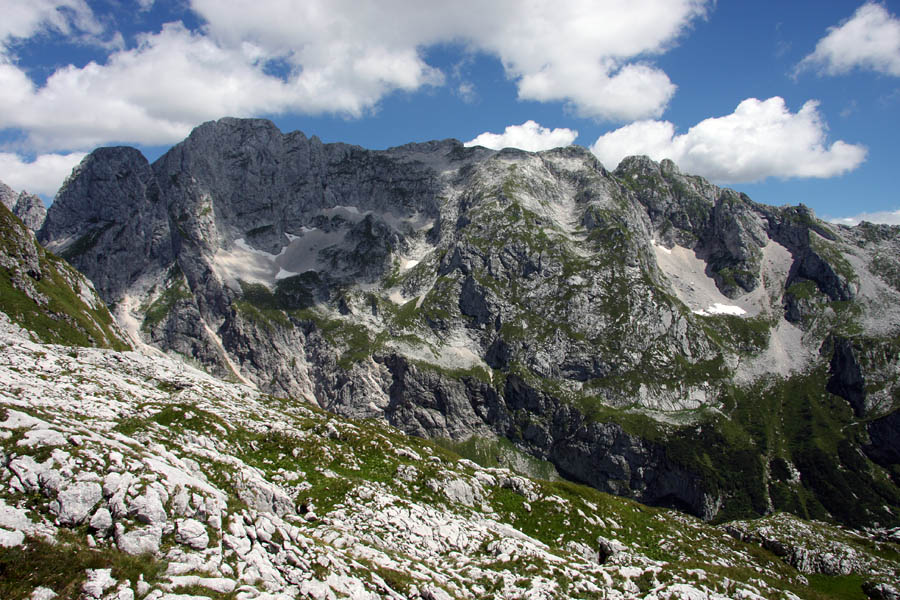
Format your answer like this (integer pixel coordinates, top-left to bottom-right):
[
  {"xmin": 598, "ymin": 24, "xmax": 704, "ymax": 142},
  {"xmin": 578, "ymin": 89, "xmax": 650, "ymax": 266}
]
[
  {"xmin": 141, "ymin": 273, "xmax": 192, "ymax": 331},
  {"xmin": 0, "ymin": 531, "xmax": 166, "ymax": 600},
  {"xmin": 805, "ymin": 574, "xmax": 867, "ymax": 600},
  {"xmin": 433, "ymin": 435, "xmax": 559, "ymax": 480}
]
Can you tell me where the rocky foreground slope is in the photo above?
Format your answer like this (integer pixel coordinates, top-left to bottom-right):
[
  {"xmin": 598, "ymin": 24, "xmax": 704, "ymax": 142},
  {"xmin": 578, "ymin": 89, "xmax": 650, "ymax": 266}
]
[{"xmin": 31, "ymin": 118, "xmax": 900, "ymax": 528}]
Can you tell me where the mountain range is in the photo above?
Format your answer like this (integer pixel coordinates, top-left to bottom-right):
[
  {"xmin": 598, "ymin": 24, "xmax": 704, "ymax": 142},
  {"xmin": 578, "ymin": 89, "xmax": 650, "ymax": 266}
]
[{"xmin": 1, "ymin": 117, "xmax": 899, "ymax": 598}]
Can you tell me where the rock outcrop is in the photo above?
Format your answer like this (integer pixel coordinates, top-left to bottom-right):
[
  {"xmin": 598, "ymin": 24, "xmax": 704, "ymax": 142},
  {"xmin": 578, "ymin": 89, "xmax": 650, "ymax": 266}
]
[{"xmin": 0, "ymin": 181, "xmax": 46, "ymax": 232}]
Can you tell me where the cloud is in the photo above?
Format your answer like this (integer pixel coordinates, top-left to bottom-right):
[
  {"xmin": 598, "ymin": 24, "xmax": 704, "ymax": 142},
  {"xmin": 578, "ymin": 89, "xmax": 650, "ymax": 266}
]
[
  {"xmin": 193, "ymin": 0, "xmax": 708, "ymax": 122},
  {"xmin": 798, "ymin": 2, "xmax": 900, "ymax": 77},
  {"xmin": 464, "ymin": 0, "xmax": 707, "ymax": 121},
  {"xmin": 2, "ymin": 23, "xmax": 387, "ymax": 150},
  {"xmin": 0, "ymin": 152, "xmax": 86, "ymax": 197},
  {"xmin": 829, "ymin": 209, "xmax": 900, "ymax": 226},
  {"xmin": 589, "ymin": 97, "xmax": 867, "ymax": 183},
  {"xmin": 465, "ymin": 121, "xmax": 578, "ymax": 151},
  {"xmin": 0, "ymin": 0, "xmax": 103, "ymax": 53},
  {"xmin": 0, "ymin": 0, "xmax": 709, "ymax": 156},
  {"xmin": 456, "ymin": 82, "xmax": 476, "ymax": 104}
]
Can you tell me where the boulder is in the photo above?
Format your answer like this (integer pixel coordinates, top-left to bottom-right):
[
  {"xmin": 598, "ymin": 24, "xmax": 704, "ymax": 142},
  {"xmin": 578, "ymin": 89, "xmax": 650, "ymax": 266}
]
[{"xmin": 50, "ymin": 481, "xmax": 102, "ymax": 527}]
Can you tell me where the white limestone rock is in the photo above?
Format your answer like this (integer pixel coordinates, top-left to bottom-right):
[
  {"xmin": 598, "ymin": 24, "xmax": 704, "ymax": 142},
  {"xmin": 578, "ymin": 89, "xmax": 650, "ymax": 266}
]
[
  {"xmin": 431, "ymin": 478, "xmax": 479, "ymax": 506},
  {"xmin": 233, "ymin": 469, "xmax": 295, "ymax": 516},
  {"xmin": 421, "ymin": 585, "xmax": 454, "ymax": 600},
  {"xmin": 115, "ymin": 523, "xmax": 163, "ymax": 555},
  {"xmin": 128, "ymin": 489, "xmax": 167, "ymax": 526},
  {"xmin": 395, "ymin": 464, "xmax": 418, "ymax": 482},
  {"xmin": 110, "ymin": 582, "xmax": 135, "ymax": 600},
  {"xmin": 51, "ymin": 481, "xmax": 102, "ymax": 526},
  {"xmin": 499, "ymin": 475, "xmax": 539, "ymax": 502},
  {"xmin": 0, "ymin": 527, "xmax": 24, "ymax": 547},
  {"xmin": 175, "ymin": 518, "xmax": 209, "ymax": 550},
  {"xmin": 17, "ymin": 428, "xmax": 68, "ymax": 448},
  {"xmin": 82, "ymin": 568, "xmax": 116, "ymax": 599},
  {"xmin": 8, "ymin": 455, "xmax": 50, "ymax": 493},
  {"xmin": 166, "ymin": 576, "xmax": 236, "ymax": 594},
  {"xmin": 29, "ymin": 587, "xmax": 57, "ymax": 600},
  {"xmin": 90, "ymin": 507, "xmax": 113, "ymax": 536}
]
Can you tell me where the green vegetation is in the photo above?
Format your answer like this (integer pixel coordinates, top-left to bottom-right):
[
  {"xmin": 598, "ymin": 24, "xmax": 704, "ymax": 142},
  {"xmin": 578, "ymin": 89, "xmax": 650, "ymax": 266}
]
[
  {"xmin": 809, "ymin": 235, "xmax": 859, "ymax": 288},
  {"xmin": 716, "ymin": 370, "xmax": 899, "ymax": 526},
  {"xmin": 115, "ymin": 403, "xmax": 228, "ymax": 438},
  {"xmin": 805, "ymin": 574, "xmax": 867, "ymax": 600},
  {"xmin": 700, "ymin": 313, "xmax": 772, "ymax": 354},
  {"xmin": 141, "ymin": 268, "xmax": 193, "ymax": 331},
  {"xmin": 0, "ymin": 208, "xmax": 129, "ymax": 350},
  {"xmin": 557, "ymin": 365, "xmax": 900, "ymax": 526},
  {"xmin": 409, "ymin": 359, "xmax": 493, "ymax": 385},
  {"xmin": 434, "ymin": 435, "xmax": 559, "ymax": 480},
  {"xmin": 0, "ymin": 530, "xmax": 166, "ymax": 600},
  {"xmin": 786, "ymin": 279, "xmax": 819, "ymax": 301},
  {"xmin": 713, "ymin": 265, "xmax": 757, "ymax": 294},
  {"xmin": 871, "ymin": 252, "xmax": 900, "ymax": 293}
]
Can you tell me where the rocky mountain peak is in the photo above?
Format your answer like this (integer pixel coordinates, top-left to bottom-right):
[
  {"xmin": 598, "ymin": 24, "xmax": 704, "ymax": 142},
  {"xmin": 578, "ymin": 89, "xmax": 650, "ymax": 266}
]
[
  {"xmin": 0, "ymin": 180, "xmax": 17, "ymax": 210},
  {"xmin": 0, "ymin": 180, "xmax": 47, "ymax": 232},
  {"xmin": 38, "ymin": 147, "xmax": 172, "ymax": 304}
]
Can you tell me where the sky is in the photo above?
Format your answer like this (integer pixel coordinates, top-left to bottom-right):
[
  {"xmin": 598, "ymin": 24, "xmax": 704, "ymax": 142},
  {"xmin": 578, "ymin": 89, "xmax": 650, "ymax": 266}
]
[{"xmin": 0, "ymin": 1, "xmax": 898, "ymax": 225}]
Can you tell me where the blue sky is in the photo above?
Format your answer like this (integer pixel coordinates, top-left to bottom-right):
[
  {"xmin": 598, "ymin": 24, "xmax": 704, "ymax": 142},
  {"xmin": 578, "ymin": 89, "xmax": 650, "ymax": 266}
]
[{"xmin": 0, "ymin": 1, "xmax": 898, "ymax": 224}]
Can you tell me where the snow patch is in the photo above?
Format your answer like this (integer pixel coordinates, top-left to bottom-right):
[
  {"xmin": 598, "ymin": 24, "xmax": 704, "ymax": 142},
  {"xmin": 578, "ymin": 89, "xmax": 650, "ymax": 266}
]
[
  {"xmin": 213, "ymin": 238, "xmax": 280, "ymax": 289},
  {"xmin": 692, "ymin": 304, "xmax": 746, "ymax": 316},
  {"xmin": 651, "ymin": 241, "xmax": 793, "ymax": 318},
  {"xmin": 275, "ymin": 268, "xmax": 298, "ymax": 280}
]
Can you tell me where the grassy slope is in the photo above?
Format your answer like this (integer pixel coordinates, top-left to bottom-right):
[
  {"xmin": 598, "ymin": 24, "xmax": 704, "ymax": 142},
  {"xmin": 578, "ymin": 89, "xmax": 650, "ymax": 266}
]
[{"xmin": 0, "ymin": 204, "xmax": 129, "ymax": 350}]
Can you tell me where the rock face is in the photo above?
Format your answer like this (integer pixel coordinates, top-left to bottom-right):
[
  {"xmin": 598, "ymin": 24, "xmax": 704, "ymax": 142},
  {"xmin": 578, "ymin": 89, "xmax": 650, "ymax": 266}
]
[
  {"xmin": 39, "ymin": 147, "xmax": 172, "ymax": 304},
  {"xmin": 37, "ymin": 118, "xmax": 900, "ymax": 526},
  {"xmin": 0, "ymin": 180, "xmax": 46, "ymax": 231},
  {"xmin": 50, "ymin": 481, "xmax": 102, "ymax": 526}
]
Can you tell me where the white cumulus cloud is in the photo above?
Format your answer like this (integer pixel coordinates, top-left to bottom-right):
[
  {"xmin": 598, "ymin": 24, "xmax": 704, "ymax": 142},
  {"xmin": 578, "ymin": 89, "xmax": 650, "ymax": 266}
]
[
  {"xmin": 0, "ymin": 152, "xmax": 86, "ymax": 197},
  {"xmin": 192, "ymin": 0, "xmax": 707, "ymax": 122},
  {"xmin": 589, "ymin": 97, "xmax": 867, "ymax": 183},
  {"xmin": 0, "ymin": 0, "xmax": 709, "ymax": 155},
  {"xmin": 464, "ymin": 121, "xmax": 578, "ymax": 152},
  {"xmin": 798, "ymin": 2, "xmax": 900, "ymax": 77},
  {"xmin": 0, "ymin": 0, "xmax": 101, "ymax": 48},
  {"xmin": 0, "ymin": 23, "xmax": 325, "ymax": 150},
  {"xmin": 829, "ymin": 209, "xmax": 900, "ymax": 226}
]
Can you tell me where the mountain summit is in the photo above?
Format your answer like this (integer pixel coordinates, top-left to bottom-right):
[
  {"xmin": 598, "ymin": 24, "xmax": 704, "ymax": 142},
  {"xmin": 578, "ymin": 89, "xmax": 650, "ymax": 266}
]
[{"xmin": 37, "ymin": 118, "xmax": 900, "ymax": 527}]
